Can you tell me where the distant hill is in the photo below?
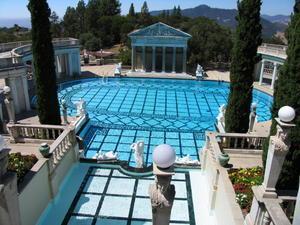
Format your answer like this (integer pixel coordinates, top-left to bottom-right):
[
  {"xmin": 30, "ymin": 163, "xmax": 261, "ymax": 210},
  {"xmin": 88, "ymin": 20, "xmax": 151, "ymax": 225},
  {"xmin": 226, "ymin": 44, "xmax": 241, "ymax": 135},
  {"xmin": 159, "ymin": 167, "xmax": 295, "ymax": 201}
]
[
  {"xmin": 0, "ymin": 18, "xmax": 31, "ymax": 28},
  {"xmin": 151, "ymin": 4, "xmax": 288, "ymax": 37},
  {"xmin": 262, "ymin": 14, "xmax": 290, "ymax": 25}
]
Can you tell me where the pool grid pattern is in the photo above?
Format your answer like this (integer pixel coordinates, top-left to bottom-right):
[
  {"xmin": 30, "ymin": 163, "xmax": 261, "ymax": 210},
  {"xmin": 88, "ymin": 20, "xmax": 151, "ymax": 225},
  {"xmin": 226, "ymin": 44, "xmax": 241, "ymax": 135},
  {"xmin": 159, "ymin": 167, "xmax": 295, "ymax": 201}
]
[
  {"xmin": 58, "ymin": 78, "xmax": 273, "ymax": 165},
  {"xmin": 62, "ymin": 167, "xmax": 195, "ymax": 225}
]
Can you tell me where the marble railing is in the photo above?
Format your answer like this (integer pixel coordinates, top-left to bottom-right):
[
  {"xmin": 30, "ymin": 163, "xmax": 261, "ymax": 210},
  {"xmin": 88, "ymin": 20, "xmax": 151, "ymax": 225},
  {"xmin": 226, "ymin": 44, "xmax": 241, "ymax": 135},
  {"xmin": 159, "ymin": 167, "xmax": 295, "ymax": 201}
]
[
  {"xmin": 47, "ymin": 126, "xmax": 76, "ymax": 174},
  {"xmin": 7, "ymin": 123, "xmax": 65, "ymax": 143},
  {"xmin": 258, "ymin": 43, "xmax": 287, "ymax": 59},
  {"xmin": 11, "ymin": 38, "xmax": 79, "ymax": 57},
  {"xmin": 217, "ymin": 133, "xmax": 268, "ymax": 152}
]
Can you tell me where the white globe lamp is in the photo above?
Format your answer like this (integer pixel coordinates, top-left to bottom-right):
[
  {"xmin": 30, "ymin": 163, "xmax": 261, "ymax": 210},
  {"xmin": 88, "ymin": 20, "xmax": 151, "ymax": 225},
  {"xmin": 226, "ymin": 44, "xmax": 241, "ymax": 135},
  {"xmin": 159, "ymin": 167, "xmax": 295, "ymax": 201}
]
[
  {"xmin": 153, "ymin": 144, "xmax": 176, "ymax": 168},
  {"xmin": 278, "ymin": 106, "xmax": 296, "ymax": 123},
  {"xmin": 3, "ymin": 86, "xmax": 11, "ymax": 94}
]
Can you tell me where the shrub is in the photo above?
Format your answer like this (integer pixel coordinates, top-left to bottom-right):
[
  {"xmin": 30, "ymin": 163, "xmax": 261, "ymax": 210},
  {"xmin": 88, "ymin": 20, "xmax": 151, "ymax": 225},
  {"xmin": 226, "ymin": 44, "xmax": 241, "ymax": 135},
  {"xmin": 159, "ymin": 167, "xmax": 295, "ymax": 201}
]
[{"xmin": 8, "ymin": 153, "xmax": 38, "ymax": 183}]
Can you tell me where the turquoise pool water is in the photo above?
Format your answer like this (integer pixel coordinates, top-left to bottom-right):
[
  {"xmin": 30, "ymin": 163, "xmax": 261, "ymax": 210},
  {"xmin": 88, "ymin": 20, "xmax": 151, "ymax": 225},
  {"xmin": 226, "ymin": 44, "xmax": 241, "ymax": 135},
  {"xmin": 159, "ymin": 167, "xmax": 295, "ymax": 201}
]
[{"xmin": 58, "ymin": 78, "xmax": 273, "ymax": 165}]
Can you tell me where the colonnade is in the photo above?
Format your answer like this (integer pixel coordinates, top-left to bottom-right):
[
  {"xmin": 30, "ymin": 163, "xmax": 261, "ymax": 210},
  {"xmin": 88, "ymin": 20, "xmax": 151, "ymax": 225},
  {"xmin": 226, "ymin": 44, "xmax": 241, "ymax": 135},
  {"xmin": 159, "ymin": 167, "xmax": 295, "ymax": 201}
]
[
  {"xmin": 131, "ymin": 45, "xmax": 187, "ymax": 74},
  {"xmin": 257, "ymin": 59, "xmax": 283, "ymax": 90}
]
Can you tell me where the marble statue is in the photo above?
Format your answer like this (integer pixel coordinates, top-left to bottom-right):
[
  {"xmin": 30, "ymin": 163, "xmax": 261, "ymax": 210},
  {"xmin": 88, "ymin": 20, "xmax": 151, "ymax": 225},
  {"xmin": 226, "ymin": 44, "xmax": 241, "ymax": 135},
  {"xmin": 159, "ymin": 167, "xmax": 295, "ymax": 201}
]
[
  {"xmin": 196, "ymin": 64, "xmax": 204, "ymax": 80},
  {"xmin": 114, "ymin": 62, "xmax": 122, "ymax": 77},
  {"xmin": 175, "ymin": 155, "xmax": 200, "ymax": 166},
  {"xmin": 130, "ymin": 141, "xmax": 144, "ymax": 168},
  {"xmin": 3, "ymin": 86, "xmax": 16, "ymax": 124},
  {"xmin": 248, "ymin": 103, "xmax": 257, "ymax": 133},
  {"xmin": 76, "ymin": 99, "xmax": 86, "ymax": 117},
  {"xmin": 61, "ymin": 99, "xmax": 68, "ymax": 124},
  {"xmin": 216, "ymin": 104, "xmax": 226, "ymax": 133},
  {"xmin": 93, "ymin": 151, "xmax": 118, "ymax": 161}
]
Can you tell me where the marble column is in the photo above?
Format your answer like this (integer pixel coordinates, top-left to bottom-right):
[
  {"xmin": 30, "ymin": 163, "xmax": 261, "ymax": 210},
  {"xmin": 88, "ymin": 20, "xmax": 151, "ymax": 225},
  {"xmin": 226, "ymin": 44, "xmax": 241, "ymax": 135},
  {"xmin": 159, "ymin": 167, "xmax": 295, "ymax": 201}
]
[
  {"xmin": 172, "ymin": 47, "xmax": 176, "ymax": 73},
  {"xmin": 131, "ymin": 46, "xmax": 136, "ymax": 72},
  {"xmin": 259, "ymin": 60, "xmax": 266, "ymax": 85},
  {"xmin": 162, "ymin": 46, "xmax": 166, "ymax": 73},
  {"xmin": 182, "ymin": 47, "xmax": 187, "ymax": 73},
  {"xmin": 21, "ymin": 75, "xmax": 30, "ymax": 111},
  {"xmin": 142, "ymin": 46, "xmax": 146, "ymax": 72},
  {"xmin": 152, "ymin": 46, "xmax": 156, "ymax": 73},
  {"xmin": 271, "ymin": 62, "xmax": 278, "ymax": 90},
  {"xmin": 68, "ymin": 53, "xmax": 74, "ymax": 77}
]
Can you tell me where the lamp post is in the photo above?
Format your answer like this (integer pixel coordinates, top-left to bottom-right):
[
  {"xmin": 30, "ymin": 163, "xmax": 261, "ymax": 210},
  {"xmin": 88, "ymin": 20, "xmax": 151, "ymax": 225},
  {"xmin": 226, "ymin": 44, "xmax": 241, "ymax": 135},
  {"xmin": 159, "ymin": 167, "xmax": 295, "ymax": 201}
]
[
  {"xmin": 262, "ymin": 106, "xmax": 296, "ymax": 198},
  {"xmin": 149, "ymin": 144, "xmax": 176, "ymax": 225}
]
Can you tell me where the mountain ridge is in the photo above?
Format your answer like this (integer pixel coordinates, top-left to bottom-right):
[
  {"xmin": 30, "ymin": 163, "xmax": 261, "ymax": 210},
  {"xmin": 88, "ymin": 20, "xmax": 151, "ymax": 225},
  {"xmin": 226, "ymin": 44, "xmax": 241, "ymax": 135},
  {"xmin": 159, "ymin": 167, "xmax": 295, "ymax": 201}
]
[{"xmin": 151, "ymin": 4, "xmax": 289, "ymax": 37}]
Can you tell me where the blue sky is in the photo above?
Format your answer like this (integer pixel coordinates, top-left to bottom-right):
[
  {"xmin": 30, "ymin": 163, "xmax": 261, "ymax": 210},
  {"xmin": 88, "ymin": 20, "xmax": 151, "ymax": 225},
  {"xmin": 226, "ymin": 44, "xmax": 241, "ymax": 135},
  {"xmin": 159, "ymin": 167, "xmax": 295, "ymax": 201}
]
[{"xmin": 0, "ymin": 0, "xmax": 295, "ymax": 19}]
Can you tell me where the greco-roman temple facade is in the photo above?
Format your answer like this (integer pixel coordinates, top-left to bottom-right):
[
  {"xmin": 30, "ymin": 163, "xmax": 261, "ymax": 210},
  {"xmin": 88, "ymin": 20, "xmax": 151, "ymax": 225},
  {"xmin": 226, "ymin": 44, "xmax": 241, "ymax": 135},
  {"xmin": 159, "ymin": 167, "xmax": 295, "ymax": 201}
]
[
  {"xmin": 255, "ymin": 43, "xmax": 287, "ymax": 90},
  {"xmin": 128, "ymin": 22, "xmax": 192, "ymax": 74}
]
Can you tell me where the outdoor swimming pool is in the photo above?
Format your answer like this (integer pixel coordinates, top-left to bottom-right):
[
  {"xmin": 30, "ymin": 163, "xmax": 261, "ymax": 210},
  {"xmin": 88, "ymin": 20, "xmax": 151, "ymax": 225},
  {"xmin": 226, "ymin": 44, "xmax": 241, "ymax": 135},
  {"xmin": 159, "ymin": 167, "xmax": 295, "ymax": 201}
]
[{"xmin": 58, "ymin": 78, "xmax": 273, "ymax": 166}]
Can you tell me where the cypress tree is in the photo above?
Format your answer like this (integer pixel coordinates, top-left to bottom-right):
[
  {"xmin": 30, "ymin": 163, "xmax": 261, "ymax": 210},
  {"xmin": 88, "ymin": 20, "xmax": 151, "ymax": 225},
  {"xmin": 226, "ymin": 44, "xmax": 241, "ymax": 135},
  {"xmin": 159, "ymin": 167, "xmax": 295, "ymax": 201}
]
[
  {"xmin": 128, "ymin": 3, "xmax": 135, "ymax": 17},
  {"xmin": 225, "ymin": 0, "xmax": 262, "ymax": 133},
  {"xmin": 141, "ymin": 1, "xmax": 149, "ymax": 15},
  {"xmin": 28, "ymin": 0, "xmax": 61, "ymax": 125},
  {"xmin": 263, "ymin": 1, "xmax": 300, "ymax": 190}
]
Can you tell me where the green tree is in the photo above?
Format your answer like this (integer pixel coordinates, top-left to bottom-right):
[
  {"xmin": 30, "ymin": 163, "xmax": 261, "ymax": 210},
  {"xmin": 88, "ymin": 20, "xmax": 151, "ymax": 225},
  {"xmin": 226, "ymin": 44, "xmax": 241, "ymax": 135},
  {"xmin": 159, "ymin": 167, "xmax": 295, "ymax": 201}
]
[
  {"xmin": 27, "ymin": 0, "xmax": 61, "ymax": 125},
  {"xmin": 224, "ymin": 0, "xmax": 262, "ymax": 133},
  {"xmin": 99, "ymin": 0, "xmax": 121, "ymax": 16},
  {"xmin": 128, "ymin": 3, "xmax": 135, "ymax": 17},
  {"xmin": 85, "ymin": 0, "xmax": 102, "ymax": 34},
  {"xmin": 141, "ymin": 1, "xmax": 149, "ymax": 15},
  {"xmin": 263, "ymin": 1, "xmax": 300, "ymax": 190},
  {"xmin": 50, "ymin": 11, "xmax": 62, "ymax": 37},
  {"xmin": 63, "ymin": 7, "xmax": 79, "ymax": 37},
  {"xmin": 188, "ymin": 17, "xmax": 232, "ymax": 69},
  {"xmin": 76, "ymin": 0, "xmax": 86, "ymax": 34}
]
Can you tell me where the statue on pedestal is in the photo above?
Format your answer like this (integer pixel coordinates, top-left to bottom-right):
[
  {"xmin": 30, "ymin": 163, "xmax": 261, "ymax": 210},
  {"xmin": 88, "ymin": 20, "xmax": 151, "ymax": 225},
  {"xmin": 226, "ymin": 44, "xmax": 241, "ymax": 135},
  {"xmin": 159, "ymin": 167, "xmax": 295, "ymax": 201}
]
[
  {"xmin": 114, "ymin": 62, "xmax": 122, "ymax": 77},
  {"xmin": 216, "ymin": 104, "xmax": 226, "ymax": 132},
  {"xmin": 61, "ymin": 99, "xmax": 68, "ymax": 124},
  {"xmin": 248, "ymin": 103, "xmax": 257, "ymax": 133},
  {"xmin": 196, "ymin": 64, "xmax": 204, "ymax": 80},
  {"xmin": 130, "ymin": 140, "xmax": 144, "ymax": 168},
  {"xmin": 3, "ymin": 86, "xmax": 16, "ymax": 124},
  {"xmin": 76, "ymin": 99, "xmax": 86, "ymax": 117}
]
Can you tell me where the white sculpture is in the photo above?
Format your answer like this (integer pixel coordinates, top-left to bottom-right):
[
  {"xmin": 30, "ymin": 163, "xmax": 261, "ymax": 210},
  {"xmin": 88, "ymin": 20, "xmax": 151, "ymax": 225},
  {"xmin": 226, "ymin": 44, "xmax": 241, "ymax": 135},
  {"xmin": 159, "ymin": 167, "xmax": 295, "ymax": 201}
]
[
  {"xmin": 216, "ymin": 104, "xmax": 226, "ymax": 132},
  {"xmin": 114, "ymin": 62, "xmax": 122, "ymax": 77},
  {"xmin": 130, "ymin": 141, "xmax": 144, "ymax": 168},
  {"xmin": 196, "ymin": 64, "xmax": 204, "ymax": 80},
  {"xmin": 93, "ymin": 151, "xmax": 118, "ymax": 161},
  {"xmin": 248, "ymin": 103, "xmax": 257, "ymax": 133},
  {"xmin": 175, "ymin": 155, "xmax": 200, "ymax": 166},
  {"xmin": 76, "ymin": 99, "xmax": 86, "ymax": 117},
  {"xmin": 3, "ymin": 86, "xmax": 16, "ymax": 124},
  {"xmin": 61, "ymin": 99, "xmax": 68, "ymax": 124}
]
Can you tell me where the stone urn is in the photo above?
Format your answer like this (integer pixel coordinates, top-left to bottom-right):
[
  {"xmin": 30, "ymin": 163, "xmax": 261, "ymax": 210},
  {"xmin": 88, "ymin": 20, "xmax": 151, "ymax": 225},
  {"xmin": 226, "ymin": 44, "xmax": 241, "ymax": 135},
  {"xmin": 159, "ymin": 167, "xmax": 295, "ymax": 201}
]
[
  {"xmin": 39, "ymin": 143, "xmax": 50, "ymax": 158},
  {"xmin": 218, "ymin": 152, "xmax": 230, "ymax": 167}
]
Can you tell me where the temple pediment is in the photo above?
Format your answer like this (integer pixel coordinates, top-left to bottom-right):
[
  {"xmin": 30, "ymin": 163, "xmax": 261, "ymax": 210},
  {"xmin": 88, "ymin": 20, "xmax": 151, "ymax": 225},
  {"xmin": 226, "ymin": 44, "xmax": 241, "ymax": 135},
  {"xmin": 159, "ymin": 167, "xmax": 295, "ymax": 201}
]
[{"xmin": 129, "ymin": 22, "xmax": 191, "ymax": 38}]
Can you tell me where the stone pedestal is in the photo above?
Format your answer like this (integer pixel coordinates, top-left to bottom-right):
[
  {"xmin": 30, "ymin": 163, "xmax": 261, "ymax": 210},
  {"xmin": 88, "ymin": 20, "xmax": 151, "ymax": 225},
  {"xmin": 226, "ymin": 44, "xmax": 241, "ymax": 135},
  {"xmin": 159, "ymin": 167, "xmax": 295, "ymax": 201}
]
[
  {"xmin": 262, "ymin": 119, "xmax": 294, "ymax": 198},
  {"xmin": 149, "ymin": 164, "xmax": 175, "ymax": 225},
  {"xmin": 149, "ymin": 176, "xmax": 175, "ymax": 225}
]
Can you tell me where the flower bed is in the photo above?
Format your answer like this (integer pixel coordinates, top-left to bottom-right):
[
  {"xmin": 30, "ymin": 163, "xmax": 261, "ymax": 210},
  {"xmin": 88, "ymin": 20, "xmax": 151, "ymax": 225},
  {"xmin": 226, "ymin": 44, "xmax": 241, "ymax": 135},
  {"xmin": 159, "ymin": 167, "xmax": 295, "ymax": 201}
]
[
  {"xmin": 228, "ymin": 167, "xmax": 263, "ymax": 213},
  {"xmin": 8, "ymin": 153, "xmax": 38, "ymax": 183}
]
